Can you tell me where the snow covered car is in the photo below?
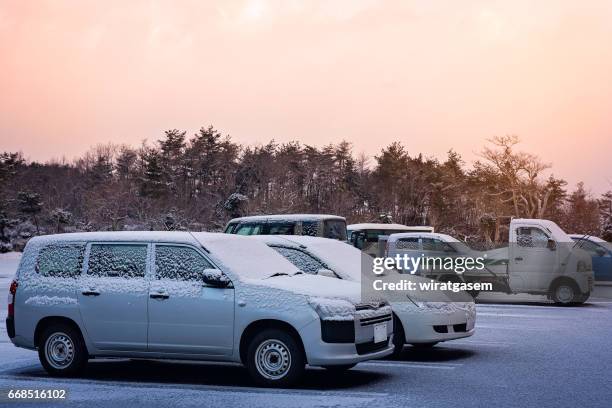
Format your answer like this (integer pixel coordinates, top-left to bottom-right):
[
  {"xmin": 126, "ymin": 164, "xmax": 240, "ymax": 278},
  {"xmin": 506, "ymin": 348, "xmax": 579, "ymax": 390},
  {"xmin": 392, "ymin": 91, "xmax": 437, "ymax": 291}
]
[
  {"xmin": 224, "ymin": 214, "xmax": 347, "ymax": 241},
  {"xmin": 252, "ymin": 236, "xmax": 476, "ymax": 357},
  {"xmin": 6, "ymin": 232, "xmax": 393, "ymax": 387}
]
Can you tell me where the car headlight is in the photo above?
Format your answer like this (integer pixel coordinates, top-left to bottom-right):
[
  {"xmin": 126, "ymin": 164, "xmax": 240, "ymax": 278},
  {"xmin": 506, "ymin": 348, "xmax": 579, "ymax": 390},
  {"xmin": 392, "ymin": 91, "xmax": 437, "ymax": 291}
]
[{"xmin": 308, "ymin": 297, "xmax": 355, "ymax": 321}]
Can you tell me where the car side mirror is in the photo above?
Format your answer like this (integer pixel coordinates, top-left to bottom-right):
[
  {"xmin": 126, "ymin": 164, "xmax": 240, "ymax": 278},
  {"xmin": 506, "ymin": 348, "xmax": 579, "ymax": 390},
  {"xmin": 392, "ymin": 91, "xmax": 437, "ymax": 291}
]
[
  {"xmin": 547, "ymin": 239, "xmax": 557, "ymax": 251},
  {"xmin": 317, "ymin": 268, "xmax": 337, "ymax": 278},
  {"xmin": 202, "ymin": 269, "xmax": 231, "ymax": 288}
]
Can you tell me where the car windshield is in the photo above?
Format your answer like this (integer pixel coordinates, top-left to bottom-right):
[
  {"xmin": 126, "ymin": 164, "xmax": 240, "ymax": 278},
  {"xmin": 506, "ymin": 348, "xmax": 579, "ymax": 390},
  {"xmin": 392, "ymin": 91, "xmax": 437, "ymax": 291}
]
[
  {"xmin": 301, "ymin": 239, "xmax": 473, "ymax": 302},
  {"xmin": 193, "ymin": 234, "xmax": 301, "ymax": 280}
]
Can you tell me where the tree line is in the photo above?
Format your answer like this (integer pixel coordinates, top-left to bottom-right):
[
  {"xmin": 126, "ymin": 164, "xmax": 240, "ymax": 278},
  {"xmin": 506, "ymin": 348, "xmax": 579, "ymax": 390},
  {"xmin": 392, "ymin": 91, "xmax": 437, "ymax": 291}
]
[{"xmin": 1, "ymin": 127, "xmax": 610, "ymax": 251}]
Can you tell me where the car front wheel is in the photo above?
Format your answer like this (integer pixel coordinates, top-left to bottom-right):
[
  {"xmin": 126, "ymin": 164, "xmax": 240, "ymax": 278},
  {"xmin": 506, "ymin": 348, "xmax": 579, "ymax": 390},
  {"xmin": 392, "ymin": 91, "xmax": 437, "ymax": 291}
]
[
  {"xmin": 246, "ymin": 329, "xmax": 305, "ymax": 387},
  {"xmin": 551, "ymin": 281, "xmax": 579, "ymax": 305}
]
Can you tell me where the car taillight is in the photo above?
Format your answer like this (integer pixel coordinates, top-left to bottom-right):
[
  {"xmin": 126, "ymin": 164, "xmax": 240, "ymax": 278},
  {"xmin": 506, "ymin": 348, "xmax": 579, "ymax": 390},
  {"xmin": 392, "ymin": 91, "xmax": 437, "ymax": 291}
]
[{"xmin": 8, "ymin": 280, "xmax": 17, "ymax": 317}]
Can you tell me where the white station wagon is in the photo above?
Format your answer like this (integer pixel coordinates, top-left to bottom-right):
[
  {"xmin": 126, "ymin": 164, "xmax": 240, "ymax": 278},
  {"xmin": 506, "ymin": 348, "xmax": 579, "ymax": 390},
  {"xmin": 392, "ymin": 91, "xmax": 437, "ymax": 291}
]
[
  {"xmin": 252, "ymin": 236, "xmax": 476, "ymax": 357},
  {"xmin": 6, "ymin": 232, "xmax": 393, "ymax": 386}
]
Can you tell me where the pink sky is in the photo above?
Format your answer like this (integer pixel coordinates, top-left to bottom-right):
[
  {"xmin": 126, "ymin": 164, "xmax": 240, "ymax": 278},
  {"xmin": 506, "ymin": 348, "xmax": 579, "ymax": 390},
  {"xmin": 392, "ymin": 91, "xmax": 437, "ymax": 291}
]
[{"xmin": 1, "ymin": 0, "xmax": 611, "ymax": 194}]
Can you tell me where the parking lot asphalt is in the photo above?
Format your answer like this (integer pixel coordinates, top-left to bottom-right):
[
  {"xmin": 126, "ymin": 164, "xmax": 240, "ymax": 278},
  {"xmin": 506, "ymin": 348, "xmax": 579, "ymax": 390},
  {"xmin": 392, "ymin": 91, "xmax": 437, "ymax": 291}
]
[{"xmin": 1, "ymin": 257, "xmax": 611, "ymax": 408}]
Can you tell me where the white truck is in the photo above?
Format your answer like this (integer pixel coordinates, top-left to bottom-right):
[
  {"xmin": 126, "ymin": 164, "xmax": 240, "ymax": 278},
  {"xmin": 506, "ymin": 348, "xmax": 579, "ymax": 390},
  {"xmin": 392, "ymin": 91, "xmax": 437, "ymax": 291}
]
[{"xmin": 385, "ymin": 219, "xmax": 594, "ymax": 305}]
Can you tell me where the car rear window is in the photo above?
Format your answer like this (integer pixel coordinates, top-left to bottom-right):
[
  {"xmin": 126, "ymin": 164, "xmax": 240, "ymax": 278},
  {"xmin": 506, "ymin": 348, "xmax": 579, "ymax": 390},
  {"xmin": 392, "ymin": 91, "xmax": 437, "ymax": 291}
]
[
  {"xmin": 323, "ymin": 220, "xmax": 347, "ymax": 240},
  {"xmin": 36, "ymin": 244, "xmax": 85, "ymax": 278}
]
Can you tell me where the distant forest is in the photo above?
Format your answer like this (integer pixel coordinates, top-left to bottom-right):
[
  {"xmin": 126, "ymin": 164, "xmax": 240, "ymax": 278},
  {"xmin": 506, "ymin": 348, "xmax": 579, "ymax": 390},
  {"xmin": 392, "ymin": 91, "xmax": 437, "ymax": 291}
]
[{"xmin": 1, "ymin": 127, "xmax": 610, "ymax": 251}]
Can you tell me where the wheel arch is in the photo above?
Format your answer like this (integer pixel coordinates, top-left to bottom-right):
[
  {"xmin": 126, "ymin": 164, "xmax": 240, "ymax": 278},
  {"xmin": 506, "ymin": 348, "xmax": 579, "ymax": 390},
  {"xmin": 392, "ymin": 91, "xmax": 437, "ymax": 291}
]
[
  {"xmin": 34, "ymin": 316, "xmax": 86, "ymax": 350},
  {"xmin": 548, "ymin": 276, "xmax": 579, "ymax": 295},
  {"xmin": 239, "ymin": 319, "xmax": 307, "ymax": 365}
]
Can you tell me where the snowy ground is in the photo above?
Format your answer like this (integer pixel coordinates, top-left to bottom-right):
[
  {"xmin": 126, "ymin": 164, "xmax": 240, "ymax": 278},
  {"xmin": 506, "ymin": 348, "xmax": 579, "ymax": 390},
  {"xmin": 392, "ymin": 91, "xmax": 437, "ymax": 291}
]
[{"xmin": 1, "ymin": 252, "xmax": 611, "ymax": 407}]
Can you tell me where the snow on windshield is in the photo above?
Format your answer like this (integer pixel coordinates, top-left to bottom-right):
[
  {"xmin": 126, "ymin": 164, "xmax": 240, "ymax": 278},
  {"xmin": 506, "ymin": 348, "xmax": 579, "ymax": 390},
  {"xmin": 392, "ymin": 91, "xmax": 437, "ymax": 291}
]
[
  {"xmin": 195, "ymin": 234, "xmax": 301, "ymax": 280},
  {"xmin": 299, "ymin": 240, "xmax": 365, "ymax": 281}
]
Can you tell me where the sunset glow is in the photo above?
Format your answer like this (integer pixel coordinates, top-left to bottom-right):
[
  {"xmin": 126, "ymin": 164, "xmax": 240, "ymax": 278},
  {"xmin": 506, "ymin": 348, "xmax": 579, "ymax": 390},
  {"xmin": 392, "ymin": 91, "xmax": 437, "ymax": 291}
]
[{"xmin": 1, "ymin": 0, "xmax": 611, "ymax": 192}]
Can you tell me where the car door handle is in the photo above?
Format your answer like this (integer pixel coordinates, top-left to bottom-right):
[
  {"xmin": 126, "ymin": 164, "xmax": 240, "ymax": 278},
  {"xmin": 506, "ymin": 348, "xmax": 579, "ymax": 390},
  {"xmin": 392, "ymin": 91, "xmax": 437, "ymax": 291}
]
[
  {"xmin": 82, "ymin": 290, "xmax": 100, "ymax": 296},
  {"xmin": 514, "ymin": 257, "xmax": 524, "ymax": 261},
  {"xmin": 150, "ymin": 293, "xmax": 169, "ymax": 300}
]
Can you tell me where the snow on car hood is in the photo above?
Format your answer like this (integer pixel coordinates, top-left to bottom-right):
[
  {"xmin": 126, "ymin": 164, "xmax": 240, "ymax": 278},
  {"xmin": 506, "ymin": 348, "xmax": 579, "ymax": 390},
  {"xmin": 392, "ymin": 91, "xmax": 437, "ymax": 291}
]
[{"xmin": 243, "ymin": 273, "xmax": 362, "ymax": 304}]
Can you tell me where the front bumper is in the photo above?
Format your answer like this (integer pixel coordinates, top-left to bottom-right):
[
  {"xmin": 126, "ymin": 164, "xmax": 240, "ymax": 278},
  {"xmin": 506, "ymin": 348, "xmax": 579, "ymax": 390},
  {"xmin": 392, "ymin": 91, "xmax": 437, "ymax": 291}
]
[
  {"xmin": 299, "ymin": 318, "xmax": 394, "ymax": 366},
  {"xmin": 395, "ymin": 301, "xmax": 476, "ymax": 344}
]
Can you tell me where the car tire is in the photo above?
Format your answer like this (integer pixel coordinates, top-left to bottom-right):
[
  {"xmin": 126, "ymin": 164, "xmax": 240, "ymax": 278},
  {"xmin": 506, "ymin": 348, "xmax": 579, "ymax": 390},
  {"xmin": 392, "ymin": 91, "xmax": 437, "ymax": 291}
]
[
  {"xmin": 411, "ymin": 342, "xmax": 438, "ymax": 348},
  {"xmin": 246, "ymin": 329, "xmax": 305, "ymax": 387},
  {"xmin": 575, "ymin": 291, "xmax": 590, "ymax": 305},
  {"xmin": 322, "ymin": 364, "xmax": 356, "ymax": 372},
  {"xmin": 38, "ymin": 323, "xmax": 87, "ymax": 377},
  {"xmin": 551, "ymin": 281, "xmax": 579, "ymax": 305},
  {"xmin": 391, "ymin": 314, "xmax": 405, "ymax": 359}
]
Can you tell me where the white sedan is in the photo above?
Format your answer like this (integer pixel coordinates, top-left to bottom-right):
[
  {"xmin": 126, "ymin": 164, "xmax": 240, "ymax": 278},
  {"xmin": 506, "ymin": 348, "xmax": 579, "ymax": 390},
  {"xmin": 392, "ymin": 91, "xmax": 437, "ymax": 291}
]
[{"xmin": 252, "ymin": 235, "xmax": 476, "ymax": 357}]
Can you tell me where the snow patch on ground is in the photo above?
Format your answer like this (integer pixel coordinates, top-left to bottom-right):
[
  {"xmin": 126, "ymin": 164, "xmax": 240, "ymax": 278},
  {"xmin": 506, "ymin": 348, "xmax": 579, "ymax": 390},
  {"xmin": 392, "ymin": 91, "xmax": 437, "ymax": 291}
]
[{"xmin": 0, "ymin": 252, "xmax": 21, "ymax": 278}]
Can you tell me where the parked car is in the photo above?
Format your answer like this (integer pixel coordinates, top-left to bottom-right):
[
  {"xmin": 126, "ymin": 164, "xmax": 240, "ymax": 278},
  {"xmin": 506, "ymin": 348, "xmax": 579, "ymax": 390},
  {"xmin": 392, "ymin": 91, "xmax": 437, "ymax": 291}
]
[
  {"xmin": 224, "ymin": 214, "xmax": 347, "ymax": 241},
  {"xmin": 386, "ymin": 219, "xmax": 594, "ymax": 305},
  {"xmin": 252, "ymin": 235, "xmax": 476, "ymax": 358},
  {"xmin": 6, "ymin": 232, "xmax": 393, "ymax": 387},
  {"xmin": 347, "ymin": 223, "xmax": 434, "ymax": 257},
  {"xmin": 569, "ymin": 234, "xmax": 612, "ymax": 281}
]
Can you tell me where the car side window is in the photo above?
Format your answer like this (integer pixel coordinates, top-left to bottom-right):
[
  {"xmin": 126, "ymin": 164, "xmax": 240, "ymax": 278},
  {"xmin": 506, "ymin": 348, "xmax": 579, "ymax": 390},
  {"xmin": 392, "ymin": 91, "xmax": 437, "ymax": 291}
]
[
  {"xmin": 36, "ymin": 244, "xmax": 85, "ymax": 278},
  {"xmin": 271, "ymin": 246, "xmax": 326, "ymax": 274},
  {"xmin": 267, "ymin": 222, "xmax": 295, "ymax": 235},
  {"xmin": 422, "ymin": 238, "xmax": 436, "ymax": 251},
  {"xmin": 324, "ymin": 220, "xmax": 347, "ymax": 240},
  {"xmin": 516, "ymin": 227, "xmax": 548, "ymax": 248},
  {"xmin": 224, "ymin": 222, "xmax": 237, "ymax": 233},
  {"xmin": 302, "ymin": 221, "xmax": 319, "ymax": 237},
  {"xmin": 87, "ymin": 244, "xmax": 147, "ymax": 278},
  {"xmin": 235, "ymin": 223, "xmax": 262, "ymax": 235},
  {"xmin": 435, "ymin": 239, "xmax": 455, "ymax": 252},
  {"xmin": 396, "ymin": 238, "xmax": 419, "ymax": 250},
  {"xmin": 155, "ymin": 245, "xmax": 214, "ymax": 281}
]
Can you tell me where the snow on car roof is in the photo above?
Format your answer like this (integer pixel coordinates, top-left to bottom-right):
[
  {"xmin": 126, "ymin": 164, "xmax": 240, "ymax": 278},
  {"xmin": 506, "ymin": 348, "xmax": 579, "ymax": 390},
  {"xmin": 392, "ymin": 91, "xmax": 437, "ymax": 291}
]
[
  {"xmin": 347, "ymin": 223, "xmax": 433, "ymax": 231},
  {"xmin": 387, "ymin": 232, "xmax": 460, "ymax": 242},
  {"xmin": 28, "ymin": 231, "xmax": 300, "ymax": 281},
  {"xmin": 28, "ymin": 231, "xmax": 199, "ymax": 244},
  {"xmin": 228, "ymin": 214, "xmax": 345, "ymax": 223}
]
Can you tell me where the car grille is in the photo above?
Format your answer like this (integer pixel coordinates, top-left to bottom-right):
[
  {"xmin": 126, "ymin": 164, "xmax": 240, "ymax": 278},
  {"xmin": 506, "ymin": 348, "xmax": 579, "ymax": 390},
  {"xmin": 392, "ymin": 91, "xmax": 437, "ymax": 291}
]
[
  {"xmin": 359, "ymin": 314, "xmax": 392, "ymax": 326},
  {"xmin": 355, "ymin": 301, "xmax": 387, "ymax": 311}
]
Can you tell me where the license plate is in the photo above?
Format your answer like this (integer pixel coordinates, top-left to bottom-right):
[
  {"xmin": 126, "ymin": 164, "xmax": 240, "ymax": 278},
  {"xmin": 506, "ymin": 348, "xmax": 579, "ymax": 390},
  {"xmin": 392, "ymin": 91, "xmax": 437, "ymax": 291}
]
[{"xmin": 374, "ymin": 323, "xmax": 387, "ymax": 343}]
